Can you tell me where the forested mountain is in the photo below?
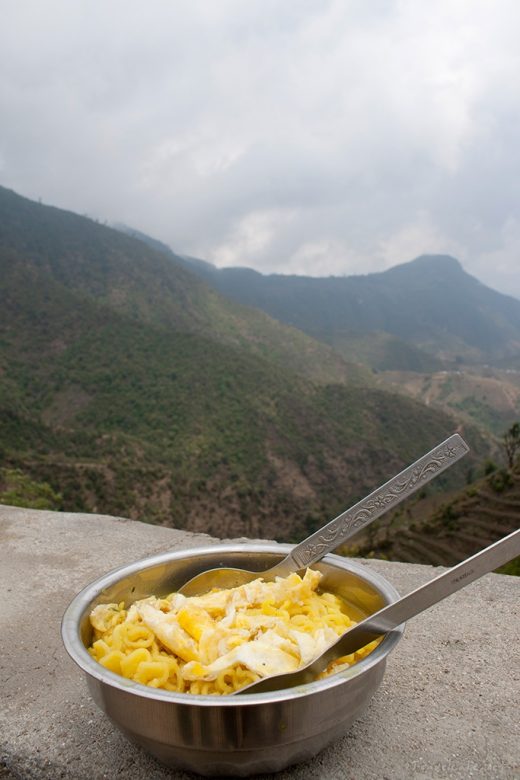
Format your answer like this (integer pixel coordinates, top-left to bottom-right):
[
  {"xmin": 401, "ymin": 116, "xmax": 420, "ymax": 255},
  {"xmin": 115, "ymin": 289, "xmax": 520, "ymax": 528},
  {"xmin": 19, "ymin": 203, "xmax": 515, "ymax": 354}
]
[
  {"xmin": 0, "ymin": 187, "xmax": 366, "ymax": 388},
  {"xmin": 0, "ymin": 185, "xmax": 486, "ymax": 540},
  {"xmin": 166, "ymin": 250, "xmax": 520, "ymax": 368}
]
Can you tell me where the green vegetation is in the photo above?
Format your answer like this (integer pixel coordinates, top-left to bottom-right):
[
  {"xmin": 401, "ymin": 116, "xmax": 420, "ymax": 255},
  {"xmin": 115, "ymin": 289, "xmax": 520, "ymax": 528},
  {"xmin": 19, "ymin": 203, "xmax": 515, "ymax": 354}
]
[
  {"xmin": 2, "ymin": 185, "xmax": 488, "ymax": 542},
  {"xmin": 503, "ymin": 421, "xmax": 520, "ymax": 467},
  {"xmin": 0, "ymin": 468, "xmax": 62, "ymax": 510},
  {"xmin": 5, "ymin": 181, "xmax": 516, "ymax": 583},
  {"xmin": 497, "ymin": 558, "xmax": 520, "ymax": 576},
  {"xmin": 488, "ymin": 469, "xmax": 513, "ymax": 493},
  {"xmin": 374, "ymin": 365, "xmax": 520, "ymax": 443}
]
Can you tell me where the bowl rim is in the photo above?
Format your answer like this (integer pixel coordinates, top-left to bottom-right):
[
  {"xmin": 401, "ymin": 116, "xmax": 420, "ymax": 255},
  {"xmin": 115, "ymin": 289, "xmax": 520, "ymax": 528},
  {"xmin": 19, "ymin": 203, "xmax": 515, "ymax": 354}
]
[{"xmin": 62, "ymin": 542, "xmax": 403, "ymax": 705}]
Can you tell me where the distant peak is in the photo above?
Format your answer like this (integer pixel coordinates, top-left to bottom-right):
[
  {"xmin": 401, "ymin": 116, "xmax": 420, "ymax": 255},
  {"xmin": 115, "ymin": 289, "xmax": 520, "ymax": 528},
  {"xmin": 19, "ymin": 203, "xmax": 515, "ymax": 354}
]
[
  {"xmin": 388, "ymin": 254, "xmax": 464, "ymax": 277},
  {"xmin": 407, "ymin": 254, "xmax": 462, "ymax": 270}
]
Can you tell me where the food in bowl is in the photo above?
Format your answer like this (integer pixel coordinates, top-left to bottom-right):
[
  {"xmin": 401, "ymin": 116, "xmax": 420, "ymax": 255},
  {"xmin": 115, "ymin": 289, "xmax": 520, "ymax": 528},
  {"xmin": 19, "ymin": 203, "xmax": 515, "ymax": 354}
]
[{"xmin": 88, "ymin": 568, "xmax": 379, "ymax": 695}]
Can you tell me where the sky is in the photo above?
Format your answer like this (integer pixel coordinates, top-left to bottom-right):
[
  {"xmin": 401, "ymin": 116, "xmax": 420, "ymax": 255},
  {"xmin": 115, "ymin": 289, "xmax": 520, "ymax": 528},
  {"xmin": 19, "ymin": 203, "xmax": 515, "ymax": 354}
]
[{"xmin": 1, "ymin": 0, "xmax": 520, "ymax": 297}]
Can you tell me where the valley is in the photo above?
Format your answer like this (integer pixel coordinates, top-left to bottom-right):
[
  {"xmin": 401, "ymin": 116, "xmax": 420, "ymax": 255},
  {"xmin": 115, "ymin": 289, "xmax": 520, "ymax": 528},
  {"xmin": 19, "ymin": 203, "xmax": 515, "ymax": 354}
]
[{"xmin": 1, "ymin": 185, "xmax": 518, "ymax": 568}]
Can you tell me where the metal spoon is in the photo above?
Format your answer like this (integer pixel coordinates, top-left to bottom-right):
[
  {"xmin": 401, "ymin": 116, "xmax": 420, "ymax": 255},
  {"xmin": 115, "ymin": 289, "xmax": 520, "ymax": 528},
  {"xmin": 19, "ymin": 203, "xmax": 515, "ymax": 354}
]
[
  {"xmin": 179, "ymin": 433, "xmax": 469, "ymax": 595},
  {"xmin": 236, "ymin": 526, "xmax": 520, "ymax": 694}
]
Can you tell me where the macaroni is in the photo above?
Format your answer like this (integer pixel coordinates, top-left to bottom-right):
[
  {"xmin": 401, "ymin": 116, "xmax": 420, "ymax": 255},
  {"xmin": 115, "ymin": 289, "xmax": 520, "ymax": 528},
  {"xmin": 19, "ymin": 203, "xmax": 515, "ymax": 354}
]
[{"xmin": 88, "ymin": 569, "xmax": 378, "ymax": 695}]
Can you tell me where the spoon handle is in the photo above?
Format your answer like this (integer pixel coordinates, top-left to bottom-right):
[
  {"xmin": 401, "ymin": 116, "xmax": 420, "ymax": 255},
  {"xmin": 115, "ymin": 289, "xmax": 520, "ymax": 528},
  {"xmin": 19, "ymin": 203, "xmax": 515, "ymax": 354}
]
[
  {"xmin": 283, "ymin": 433, "xmax": 469, "ymax": 572},
  {"xmin": 329, "ymin": 526, "xmax": 520, "ymax": 658},
  {"xmin": 240, "ymin": 528, "xmax": 520, "ymax": 694}
]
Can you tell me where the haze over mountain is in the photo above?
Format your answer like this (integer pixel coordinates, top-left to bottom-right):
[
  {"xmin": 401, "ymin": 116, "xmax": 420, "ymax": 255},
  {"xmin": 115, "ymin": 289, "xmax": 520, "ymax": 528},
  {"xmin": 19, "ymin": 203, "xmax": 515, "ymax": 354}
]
[
  {"xmin": 3, "ymin": 2, "xmax": 520, "ymax": 300},
  {"xmin": 116, "ymin": 224, "xmax": 520, "ymax": 371},
  {"xmin": 170, "ymin": 252, "xmax": 520, "ymax": 368},
  {"xmin": 0, "ymin": 185, "xmax": 486, "ymax": 540}
]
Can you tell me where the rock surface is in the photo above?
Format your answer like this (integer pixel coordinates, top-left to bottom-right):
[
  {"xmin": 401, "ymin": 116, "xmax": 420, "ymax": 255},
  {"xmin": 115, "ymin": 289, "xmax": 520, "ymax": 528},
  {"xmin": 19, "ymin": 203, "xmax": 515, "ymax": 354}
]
[{"xmin": 0, "ymin": 504, "xmax": 518, "ymax": 779}]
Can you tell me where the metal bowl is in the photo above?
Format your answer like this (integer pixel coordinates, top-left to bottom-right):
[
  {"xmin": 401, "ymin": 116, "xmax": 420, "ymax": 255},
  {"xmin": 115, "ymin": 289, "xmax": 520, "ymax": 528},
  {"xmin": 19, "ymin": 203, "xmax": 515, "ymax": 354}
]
[{"xmin": 62, "ymin": 544, "xmax": 402, "ymax": 776}]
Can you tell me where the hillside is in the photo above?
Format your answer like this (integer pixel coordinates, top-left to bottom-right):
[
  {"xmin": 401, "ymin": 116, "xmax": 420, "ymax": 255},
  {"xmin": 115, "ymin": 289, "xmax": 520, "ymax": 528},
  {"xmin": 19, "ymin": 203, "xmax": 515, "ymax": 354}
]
[
  {"xmin": 170, "ymin": 251, "xmax": 520, "ymax": 368},
  {"xmin": 340, "ymin": 459, "xmax": 520, "ymax": 574},
  {"xmin": 1, "ymin": 186, "xmax": 487, "ymax": 540},
  {"xmin": 116, "ymin": 227, "xmax": 520, "ymax": 442},
  {"xmin": 376, "ymin": 367, "xmax": 520, "ymax": 437},
  {"xmin": 0, "ymin": 187, "xmax": 367, "ymax": 388}
]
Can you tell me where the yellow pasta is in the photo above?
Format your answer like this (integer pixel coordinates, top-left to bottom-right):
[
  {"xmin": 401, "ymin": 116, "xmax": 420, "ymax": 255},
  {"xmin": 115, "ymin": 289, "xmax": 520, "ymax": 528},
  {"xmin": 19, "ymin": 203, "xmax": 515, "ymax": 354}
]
[{"xmin": 88, "ymin": 569, "xmax": 378, "ymax": 695}]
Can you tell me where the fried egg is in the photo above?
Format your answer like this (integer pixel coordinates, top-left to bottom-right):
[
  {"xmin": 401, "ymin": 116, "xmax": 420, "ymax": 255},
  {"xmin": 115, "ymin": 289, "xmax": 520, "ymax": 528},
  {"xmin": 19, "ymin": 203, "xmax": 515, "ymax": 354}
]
[
  {"xmin": 131, "ymin": 569, "xmax": 342, "ymax": 681},
  {"xmin": 88, "ymin": 567, "xmax": 369, "ymax": 694}
]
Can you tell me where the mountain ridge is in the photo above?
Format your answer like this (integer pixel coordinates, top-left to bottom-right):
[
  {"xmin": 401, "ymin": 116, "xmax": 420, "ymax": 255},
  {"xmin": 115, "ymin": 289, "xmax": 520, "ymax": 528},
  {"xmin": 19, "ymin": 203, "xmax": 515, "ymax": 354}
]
[
  {"xmin": 112, "ymin": 225, "xmax": 520, "ymax": 435},
  {"xmin": 157, "ymin": 246, "xmax": 520, "ymax": 367}
]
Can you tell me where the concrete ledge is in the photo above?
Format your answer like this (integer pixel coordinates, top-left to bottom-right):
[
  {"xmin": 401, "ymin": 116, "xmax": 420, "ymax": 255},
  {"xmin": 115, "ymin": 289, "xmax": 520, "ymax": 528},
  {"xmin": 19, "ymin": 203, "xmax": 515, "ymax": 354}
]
[{"xmin": 1, "ymin": 504, "xmax": 519, "ymax": 779}]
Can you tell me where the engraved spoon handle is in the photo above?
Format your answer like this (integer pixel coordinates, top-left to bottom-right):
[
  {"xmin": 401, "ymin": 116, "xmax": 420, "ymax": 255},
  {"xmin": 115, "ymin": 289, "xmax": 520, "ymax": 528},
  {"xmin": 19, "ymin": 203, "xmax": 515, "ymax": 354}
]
[{"xmin": 278, "ymin": 433, "xmax": 469, "ymax": 573}]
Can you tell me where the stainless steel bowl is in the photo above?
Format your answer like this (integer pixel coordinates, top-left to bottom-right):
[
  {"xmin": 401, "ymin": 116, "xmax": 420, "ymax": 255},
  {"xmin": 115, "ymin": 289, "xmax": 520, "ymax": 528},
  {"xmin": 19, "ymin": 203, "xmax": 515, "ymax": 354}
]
[{"xmin": 62, "ymin": 544, "xmax": 402, "ymax": 776}]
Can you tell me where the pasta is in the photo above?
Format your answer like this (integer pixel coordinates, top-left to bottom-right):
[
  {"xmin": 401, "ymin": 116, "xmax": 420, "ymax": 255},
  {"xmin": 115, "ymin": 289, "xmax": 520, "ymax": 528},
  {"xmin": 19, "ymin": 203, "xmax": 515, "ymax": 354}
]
[{"xmin": 88, "ymin": 568, "xmax": 378, "ymax": 695}]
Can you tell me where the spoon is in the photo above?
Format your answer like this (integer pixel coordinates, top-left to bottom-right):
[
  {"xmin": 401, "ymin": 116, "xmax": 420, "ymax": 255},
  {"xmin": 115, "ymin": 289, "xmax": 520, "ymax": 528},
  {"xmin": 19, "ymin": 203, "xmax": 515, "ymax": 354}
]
[
  {"xmin": 179, "ymin": 433, "xmax": 469, "ymax": 595},
  {"xmin": 235, "ymin": 526, "xmax": 520, "ymax": 694}
]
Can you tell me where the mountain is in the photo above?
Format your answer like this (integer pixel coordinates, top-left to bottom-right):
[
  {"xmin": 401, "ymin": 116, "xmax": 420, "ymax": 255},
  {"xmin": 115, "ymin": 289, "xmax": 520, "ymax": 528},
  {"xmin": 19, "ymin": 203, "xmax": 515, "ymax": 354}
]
[
  {"xmin": 0, "ymin": 185, "xmax": 487, "ymax": 539},
  {"xmin": 0, "ymin": 188, "xmax": 367, "ymax": 388},
  {"xmin": 170, "ymin": 251, "xmax": 520, "ymax": 368}
]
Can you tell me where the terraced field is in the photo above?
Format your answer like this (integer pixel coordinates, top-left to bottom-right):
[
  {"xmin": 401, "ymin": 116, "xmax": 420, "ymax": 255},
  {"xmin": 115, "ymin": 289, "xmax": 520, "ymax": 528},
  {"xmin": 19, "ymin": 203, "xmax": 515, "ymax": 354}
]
[{"xmin": 343, "ymin": 462, "xmax": 520, "ymax": 572}]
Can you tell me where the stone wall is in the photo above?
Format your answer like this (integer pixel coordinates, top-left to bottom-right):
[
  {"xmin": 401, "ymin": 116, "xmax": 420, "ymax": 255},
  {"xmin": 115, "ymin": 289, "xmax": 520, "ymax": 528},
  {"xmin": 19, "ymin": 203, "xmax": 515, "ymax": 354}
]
[{"xmin": 1, "ymin": 505, "xmax": 518, "ymax": 779}]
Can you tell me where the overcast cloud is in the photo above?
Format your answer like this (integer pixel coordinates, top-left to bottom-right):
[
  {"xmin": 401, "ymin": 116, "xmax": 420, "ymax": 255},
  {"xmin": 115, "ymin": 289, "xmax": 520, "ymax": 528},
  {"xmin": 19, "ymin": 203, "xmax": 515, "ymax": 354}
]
[{"xmin": 1, "ymin": 1, "xmax": 520, "ymax": 296}]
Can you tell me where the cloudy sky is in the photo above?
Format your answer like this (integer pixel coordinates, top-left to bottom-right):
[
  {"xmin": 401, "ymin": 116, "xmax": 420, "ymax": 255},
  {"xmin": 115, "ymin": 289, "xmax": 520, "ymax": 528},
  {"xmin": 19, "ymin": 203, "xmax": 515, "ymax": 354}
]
[{"xmin": 1, "ymin": 1, "xmax": 520, "ymax": 296}]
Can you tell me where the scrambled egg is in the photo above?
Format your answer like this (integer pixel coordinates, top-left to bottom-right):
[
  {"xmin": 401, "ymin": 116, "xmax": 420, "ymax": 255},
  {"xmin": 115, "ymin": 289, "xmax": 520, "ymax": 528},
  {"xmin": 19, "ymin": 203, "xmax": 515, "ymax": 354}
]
[{"xmin": 88, "ymin": 569, "xmax": 377, "ymax": 695}]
